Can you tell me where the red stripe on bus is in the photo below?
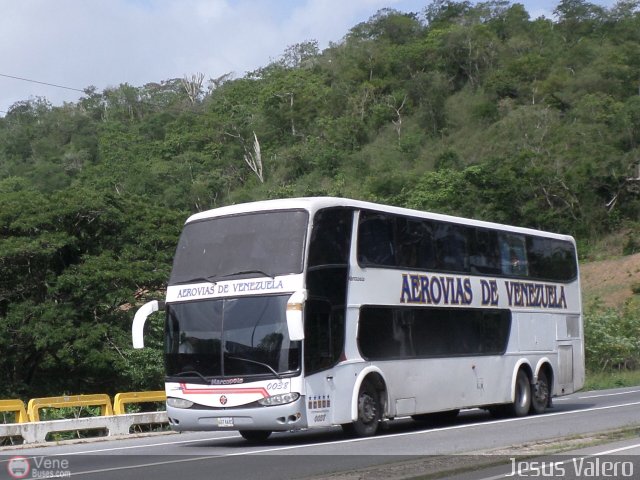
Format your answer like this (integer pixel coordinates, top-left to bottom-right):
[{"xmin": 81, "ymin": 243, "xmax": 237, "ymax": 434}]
[{"xmin": 179, "ymin": 383, "xmax": 269, "ymax": 398}]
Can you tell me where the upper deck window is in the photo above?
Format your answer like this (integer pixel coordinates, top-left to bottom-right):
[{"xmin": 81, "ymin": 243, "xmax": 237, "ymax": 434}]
[
  {"xmin": 356, "ymin": 209, "xmax": 577, "ymax": 282},
  {"xmin": 169, "ymin": 209, "xmax": 309, "ymax": 285}
]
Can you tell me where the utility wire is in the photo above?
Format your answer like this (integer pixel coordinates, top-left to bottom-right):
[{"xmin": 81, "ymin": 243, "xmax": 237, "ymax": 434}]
[
  {"xmin": 0, "ymin": 72, "xmax": 214, "ymax": 121},
  {"xmin": 0, "ymin": 73, "xmax": 86, "ymax": 93}
]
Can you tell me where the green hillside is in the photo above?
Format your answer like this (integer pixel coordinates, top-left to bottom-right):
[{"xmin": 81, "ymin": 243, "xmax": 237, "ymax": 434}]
[{"xmin": 1, "ymin": 0, "xmax": 640, "ymax": 398}]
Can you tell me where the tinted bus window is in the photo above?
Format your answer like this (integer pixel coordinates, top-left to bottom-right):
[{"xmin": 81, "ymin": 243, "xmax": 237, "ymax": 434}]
[
  {"xmin": 358, "ymin": 306, "xmax": 511, "ymax": 360},
  {"xmin": 357, "ymin": 213, "xmax": 396, "ymax": 266},
  {"xmin": 395, "ymin": 217, "xmax": 436, "ymax": 270},
  {"xmin": 469, "ymin": 229, "xmax": 501, "ymax": 275},
  {"xmin": 434, "ymin": 223, "xmax": 470, "ymax": 272},
  {"xmin": 308, "ymin": 208, "xmax": 352, "ymax": 267},
  {"xmin": 357, "ymin": 209, "xmax": 576, "ymax": 283},
  {"xmin": 499, "ymin": 233, "xmax": 529, "ymax": 277},
  {"xmin": 527, "ymin": 236, "xmax": 577, "ymax": 281},
  {"xmin": 358, "ymin": 212, "xmax": 471, "ymax": 273},
  {"xmin": 305, "ymin": 208, "xmax": 352, "ymax": 375},
  {"xmin": 359, "ymin": 212, "xmax": 439, "ymax": 270}
]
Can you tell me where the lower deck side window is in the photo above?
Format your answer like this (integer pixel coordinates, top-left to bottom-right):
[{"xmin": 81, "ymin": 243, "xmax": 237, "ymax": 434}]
[{"xmin": 358, "ymin": 306, "xmax": 511, "ymax": 360}]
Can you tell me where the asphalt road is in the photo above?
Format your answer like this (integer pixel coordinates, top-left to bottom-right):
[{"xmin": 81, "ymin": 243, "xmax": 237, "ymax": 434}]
[
  {"xmin": 3, "ymin": 386, "xmax": 640, "ymax": 479},
  {"xmin": 442, "ymin": 437, "xmax": 640, "ymax": 480}
]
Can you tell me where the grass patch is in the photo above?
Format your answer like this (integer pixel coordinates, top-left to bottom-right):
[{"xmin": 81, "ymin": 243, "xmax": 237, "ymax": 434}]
[
  {"xmin": 323, "ymin": 427, "xmax": 640, "ymax": 480},
  {"xmin": 584, "ymin": 370, "xmax": 640, "ymax": 391}
]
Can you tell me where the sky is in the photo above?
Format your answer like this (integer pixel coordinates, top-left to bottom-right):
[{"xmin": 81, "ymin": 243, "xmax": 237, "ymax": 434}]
[{"xmin": 0, "ymin": 0, "xmax": 620, "ymax": 114}]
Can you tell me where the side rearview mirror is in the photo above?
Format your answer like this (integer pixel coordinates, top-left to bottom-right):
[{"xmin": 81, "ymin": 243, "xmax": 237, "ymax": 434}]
[
  {"xmin": 132, "ymin": 300, "xmax": 164, "ymax": 349},
  {"xmin": 286, "ymin": 290, "xmax": 306, "ymax": 341}
]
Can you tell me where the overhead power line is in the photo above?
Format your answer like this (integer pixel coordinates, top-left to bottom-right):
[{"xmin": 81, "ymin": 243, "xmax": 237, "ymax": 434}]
[{"xmin": 0, "ymin": 73, "xmax": 86, "ymax": 93}]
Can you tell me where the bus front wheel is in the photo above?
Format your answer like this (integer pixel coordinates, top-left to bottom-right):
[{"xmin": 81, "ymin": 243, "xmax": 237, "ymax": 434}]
[{"xmin": 342, "ymin": 381, "xmax": 381, "ymax": 437}]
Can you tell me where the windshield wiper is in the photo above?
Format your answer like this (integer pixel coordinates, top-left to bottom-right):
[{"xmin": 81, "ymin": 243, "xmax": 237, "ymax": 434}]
[
  {"xmin": 171, "ymin": 275, "xmax": 217, "ymax": 286},
  {"xmin": 219, "ymin": 270, "xmax": 275, "ymax": 279},
  {"xmin": 225, "ymin": 355, "xmax": 282, "ymax": 379},
  {"xmin": 169, "ymin": 370, "xmax": 210, "ymax": 383}
]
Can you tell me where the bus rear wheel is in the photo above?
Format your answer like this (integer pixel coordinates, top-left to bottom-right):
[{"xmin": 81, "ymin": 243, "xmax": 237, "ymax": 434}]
[
  {"xmin": 342, "ymin": 381, "xmax": 381, "ymax": 437},
  {"xmin": 531, "ymin": 370, "xmax": 550, "ymax": 414},
  {"xmin": 507, "ymin": 370, "xmax": 531, "ymax": 417},
  {"xmin": 239, "ymin": 430, "xmax": 272, "ymax": 442}
]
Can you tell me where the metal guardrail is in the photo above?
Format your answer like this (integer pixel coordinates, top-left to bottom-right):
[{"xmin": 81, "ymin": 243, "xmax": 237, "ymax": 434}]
[
  {"xmin": 27, "ymin": 394, "xmax": 114, "ymax": 422},
  {"xmin": 0, "ymin": 391, "xmax": 168, "ymax": 445},
  {"xmin": 114, "ymin": 391, "xmax": 166, "ymax": 415},
  {"xmin": 0, "ymin": 400, "xmax": 28, "ymax": 424}
]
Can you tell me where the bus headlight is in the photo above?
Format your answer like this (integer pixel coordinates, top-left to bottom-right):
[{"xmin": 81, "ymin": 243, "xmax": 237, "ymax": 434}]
[
  {"xmin": 258, "ymin": 392, "xmax": 300, "ymax": 406},
  {"xmin": 167, "ymin": 397, "xmax": 194, "ymax": 409}
]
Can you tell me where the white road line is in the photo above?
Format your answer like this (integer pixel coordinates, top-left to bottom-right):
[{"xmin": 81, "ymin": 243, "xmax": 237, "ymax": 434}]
[
  {"xmin": 554, "ymin": 388, "xmax": 640, "ymax": 401},
  {"xmin": 61, "ymin": 434, "xmax": 239, "ymax": 455},
  {"xmin": 25, "ymin": 398, "xmax": 640, "ymax": 477},
  {"xmin": 20, "ymin": 400, "xmax": 640, "ymax": 457},
  {"xmin": 70, "ymin": 455, "xmax": 230, "ymax": 477},
  {"xmin": 0, "ymin": 434, "xmax": 239, "ymax": 462},
  {"xmin": 68, "ymin": 434, "xmax": 640, "ymax": 477},
  {"xmin": 577, "ymin": 389, "xmax": 640, "ymax": 399},
  {"xmin": 5, "ymin": 398, "xmax": 640, "ymax": 478},
  {"xmin": 595, "ymin": 443, "xmax": 640, "ymax": 455},
  {"xmin": 475, "ymin": 442, "xmax": 640, "ymax": 480}
]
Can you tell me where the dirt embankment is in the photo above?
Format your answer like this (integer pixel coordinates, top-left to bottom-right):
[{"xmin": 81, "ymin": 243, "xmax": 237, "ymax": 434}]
[{"xmin": 580, "ymin": 253, "xmax": 640, "ymax": 307}]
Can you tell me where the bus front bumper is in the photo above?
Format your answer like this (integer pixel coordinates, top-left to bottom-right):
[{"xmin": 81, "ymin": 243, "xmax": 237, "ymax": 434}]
[{"xmin": 166, "ymin": 396, "xmax": 308, "ymax": 432}]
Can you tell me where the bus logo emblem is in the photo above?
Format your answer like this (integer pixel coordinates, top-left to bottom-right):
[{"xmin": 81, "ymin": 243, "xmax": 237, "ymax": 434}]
[{"xmin": 220, "ymin": 395, "xmax": 228, "ymax": 405}]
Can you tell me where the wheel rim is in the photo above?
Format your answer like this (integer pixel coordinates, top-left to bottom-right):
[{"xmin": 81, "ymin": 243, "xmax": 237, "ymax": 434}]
[
  {"xmin": 358, "ymin": 392, "xmax": 377, "ymax": 424},
  {"xmin": 534, "ymin": 377, "xmax": 549, "ymax": 405}
]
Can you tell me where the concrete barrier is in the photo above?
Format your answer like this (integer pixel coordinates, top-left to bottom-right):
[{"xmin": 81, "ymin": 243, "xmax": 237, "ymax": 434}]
[
  {"xmin": 0, "ymin": 391, "xmax": 169, "ymax": 445},
  {"xmin": 0, "ymin": 411, "xmax": 169, "ymax": 444}
]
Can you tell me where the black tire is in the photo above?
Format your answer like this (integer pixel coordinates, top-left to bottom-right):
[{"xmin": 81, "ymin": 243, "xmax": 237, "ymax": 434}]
[
  {"xmin": 507, "ymin": 369, "xmax": 531, "ymax": 417},
  {"xmin": 239, "ymin": 430, "xmax": 272, "ymax": 442},
  {"xmin": 530, "ymin": 370, "xmax": 550, "ymax": 415},
  {"xmin": 342, "ymin": 381, "xmax": 381, "ymax": 437}
]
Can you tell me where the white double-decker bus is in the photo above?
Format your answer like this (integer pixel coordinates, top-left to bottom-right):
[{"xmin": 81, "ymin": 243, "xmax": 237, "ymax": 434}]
[{"xmin": 132, "ymin": 197, "xmax": 583, "ymax": 441}]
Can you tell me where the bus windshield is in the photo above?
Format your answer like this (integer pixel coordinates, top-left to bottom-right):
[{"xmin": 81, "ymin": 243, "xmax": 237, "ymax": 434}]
[
  {"xmin": 165, "ymin": 295, "xmax": 301, "ymax": 379},
  {"xmin": 168, "ymin": 210, "xmax": 309, "ymax": 285}
]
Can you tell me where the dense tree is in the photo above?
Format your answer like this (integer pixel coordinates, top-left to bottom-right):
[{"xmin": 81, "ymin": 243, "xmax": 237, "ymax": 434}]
[
  {"xmin": 1, "ymin": 0, "xmax": 640, "ymax": 396},
  {"xmin": 0, "ymin": 186, "xmax": 183, "ymax": 397}
]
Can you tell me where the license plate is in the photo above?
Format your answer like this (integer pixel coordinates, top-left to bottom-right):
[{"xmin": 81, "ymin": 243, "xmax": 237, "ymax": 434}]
[{"xmin": 217, "ymin": 417, "xmax": 234, "ymax": 428}]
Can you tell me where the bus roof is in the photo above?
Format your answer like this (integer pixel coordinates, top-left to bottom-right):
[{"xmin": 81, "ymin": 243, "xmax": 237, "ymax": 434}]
[{"xmin": 186, "ymin": 197, "xmax": 575, "ymax": 243}]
